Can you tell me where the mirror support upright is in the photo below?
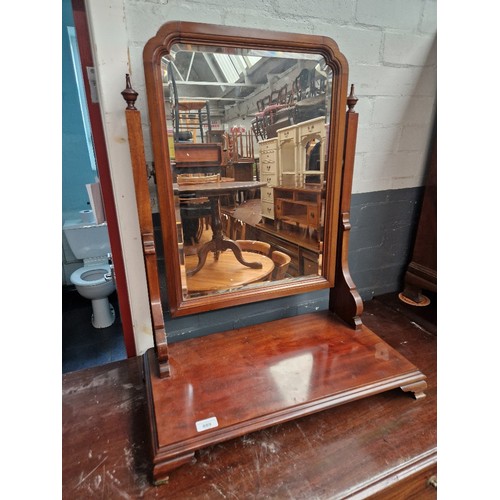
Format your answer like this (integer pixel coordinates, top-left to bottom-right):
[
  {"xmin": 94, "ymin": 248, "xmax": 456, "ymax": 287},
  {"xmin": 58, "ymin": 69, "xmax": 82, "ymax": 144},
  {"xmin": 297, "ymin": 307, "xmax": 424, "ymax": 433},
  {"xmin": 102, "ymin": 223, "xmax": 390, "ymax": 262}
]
[
  {"xmin": 122, "ymin": 74, "xmax": 170, "ymax": 378},
  {"xmin": 330, "ymin": 84, "xmax": 364, "ymax": 329}
]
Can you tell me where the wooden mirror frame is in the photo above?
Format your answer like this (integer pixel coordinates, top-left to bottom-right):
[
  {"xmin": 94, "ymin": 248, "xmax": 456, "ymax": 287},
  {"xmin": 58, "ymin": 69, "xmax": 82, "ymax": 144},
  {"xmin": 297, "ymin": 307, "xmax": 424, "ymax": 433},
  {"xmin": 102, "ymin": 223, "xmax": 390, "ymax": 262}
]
[{"xmin": 143, "ymin": 21, "xmax": 349, "ymax": 317}]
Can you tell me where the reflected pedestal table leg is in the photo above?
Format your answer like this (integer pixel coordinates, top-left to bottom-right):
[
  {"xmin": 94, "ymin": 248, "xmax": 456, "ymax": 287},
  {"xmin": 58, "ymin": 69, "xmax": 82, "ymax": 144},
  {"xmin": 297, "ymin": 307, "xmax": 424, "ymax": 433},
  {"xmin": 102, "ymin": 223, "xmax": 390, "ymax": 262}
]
[{"xmin": 186, "ymin": 195, "xmax": 263, "ymax": 277}]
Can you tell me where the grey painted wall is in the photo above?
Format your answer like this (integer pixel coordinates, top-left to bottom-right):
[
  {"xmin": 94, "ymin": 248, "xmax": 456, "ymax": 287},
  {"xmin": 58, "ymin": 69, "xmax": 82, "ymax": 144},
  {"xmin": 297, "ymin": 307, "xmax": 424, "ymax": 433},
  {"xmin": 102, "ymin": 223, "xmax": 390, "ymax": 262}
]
[{"xmin": 349, "ymin": 187, "xmax": 424, "ymax": 300}]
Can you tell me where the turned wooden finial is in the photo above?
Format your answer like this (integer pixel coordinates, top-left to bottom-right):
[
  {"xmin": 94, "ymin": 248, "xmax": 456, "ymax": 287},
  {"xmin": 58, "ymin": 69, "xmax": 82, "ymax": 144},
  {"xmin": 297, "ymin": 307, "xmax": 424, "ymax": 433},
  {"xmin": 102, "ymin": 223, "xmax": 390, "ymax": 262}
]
[
  {"xmin": 121, "ymin": 74, "xmax": 139, "ymax": 110},
  {"xmin": 347, "ymin": 84, "xmax": 358, "ymax": 113}
]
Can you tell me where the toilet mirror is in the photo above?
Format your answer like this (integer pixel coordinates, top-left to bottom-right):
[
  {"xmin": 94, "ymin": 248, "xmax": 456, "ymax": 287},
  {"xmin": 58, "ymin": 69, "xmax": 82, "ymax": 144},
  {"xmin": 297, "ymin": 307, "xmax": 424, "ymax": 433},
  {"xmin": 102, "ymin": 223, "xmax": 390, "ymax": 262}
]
[{"xmin": 143, "ymin": 22, "xmax": 349, "ymax": 317}]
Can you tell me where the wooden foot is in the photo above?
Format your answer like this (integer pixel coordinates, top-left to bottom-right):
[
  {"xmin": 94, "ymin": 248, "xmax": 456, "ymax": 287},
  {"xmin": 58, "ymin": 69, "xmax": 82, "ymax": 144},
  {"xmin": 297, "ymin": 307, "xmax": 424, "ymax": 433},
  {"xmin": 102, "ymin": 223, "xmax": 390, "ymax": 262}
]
[
  {"xmin": 399, "ymin": 288, "xmax": 431, "ymax": 307},
  {"xmin": 186, "ymin": 239, "xmax": 215, "ymax": 276},
  {"xmin": 153, "ymin": 451, "xmax": 196, "ymax": 485},
  {"xmin": 401, "ymin": 380, "xmax": 427, "ymax": 400},
  {"xmin": 187, "ymin": 193, "xmax": 263, "ymax": 275}
]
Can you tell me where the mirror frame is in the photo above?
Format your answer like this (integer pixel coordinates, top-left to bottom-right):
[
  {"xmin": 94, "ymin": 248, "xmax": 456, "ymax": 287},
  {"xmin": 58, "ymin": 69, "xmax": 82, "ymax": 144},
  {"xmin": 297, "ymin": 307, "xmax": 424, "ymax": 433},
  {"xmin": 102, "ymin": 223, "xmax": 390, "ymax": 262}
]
[{"xmin": 143, "ymin": 21, "xmax": 349, "ymax": 317}]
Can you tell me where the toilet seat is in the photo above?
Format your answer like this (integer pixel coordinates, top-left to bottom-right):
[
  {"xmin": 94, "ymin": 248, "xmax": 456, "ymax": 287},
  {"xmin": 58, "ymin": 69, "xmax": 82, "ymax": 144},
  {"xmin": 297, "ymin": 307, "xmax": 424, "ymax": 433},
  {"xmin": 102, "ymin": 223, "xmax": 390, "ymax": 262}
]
[{"xmin": 70, "ymin": 264, "xmax": 112, "ymax": 287}]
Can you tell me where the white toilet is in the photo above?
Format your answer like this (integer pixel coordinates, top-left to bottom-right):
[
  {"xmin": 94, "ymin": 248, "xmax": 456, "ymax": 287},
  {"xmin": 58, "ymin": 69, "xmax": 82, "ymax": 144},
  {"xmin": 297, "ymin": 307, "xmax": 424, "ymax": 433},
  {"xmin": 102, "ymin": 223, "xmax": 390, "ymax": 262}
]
[{"xmin": 63, "ymin": 220, "xmax": 116, "ymax": 328}]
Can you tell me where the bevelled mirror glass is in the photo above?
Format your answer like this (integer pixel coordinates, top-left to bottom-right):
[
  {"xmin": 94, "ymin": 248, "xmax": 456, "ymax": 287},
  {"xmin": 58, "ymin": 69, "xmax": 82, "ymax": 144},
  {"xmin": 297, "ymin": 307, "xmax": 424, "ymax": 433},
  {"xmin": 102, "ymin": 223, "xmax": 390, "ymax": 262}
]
[{"xmin": 143, "ymin": 22, "xmax": 349, "ymax": 317}]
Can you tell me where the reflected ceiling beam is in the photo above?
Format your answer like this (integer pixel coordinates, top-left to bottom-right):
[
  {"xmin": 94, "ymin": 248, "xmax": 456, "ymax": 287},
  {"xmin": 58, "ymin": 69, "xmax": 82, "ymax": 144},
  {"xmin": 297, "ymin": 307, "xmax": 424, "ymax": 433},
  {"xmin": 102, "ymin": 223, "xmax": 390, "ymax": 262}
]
[
  {"xmin": 170, "ymin": 62, "xmax": 185, "ymax": 81},
  {"xmin": 177, "ymin": 96, "xmax": 246, "ymax": 101},
  {"xmin": 186, "ymin": 52, "xmax": 195, "ymax": 81},
  {"xmin": 173, "ymin": 81, "xmax": 258, "ymax": 87},
  {"xmin": 202, "ymin": 53, "xmax": 228, "ymax": 92}
]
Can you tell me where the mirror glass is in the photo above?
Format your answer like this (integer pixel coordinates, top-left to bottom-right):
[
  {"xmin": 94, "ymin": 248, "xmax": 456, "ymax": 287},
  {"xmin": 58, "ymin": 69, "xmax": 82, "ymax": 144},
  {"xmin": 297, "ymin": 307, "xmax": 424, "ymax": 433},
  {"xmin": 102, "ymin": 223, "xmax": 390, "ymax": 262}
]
[{"xmin": 159, "ymin": 43, "xmax": 334, "ymax": 300}]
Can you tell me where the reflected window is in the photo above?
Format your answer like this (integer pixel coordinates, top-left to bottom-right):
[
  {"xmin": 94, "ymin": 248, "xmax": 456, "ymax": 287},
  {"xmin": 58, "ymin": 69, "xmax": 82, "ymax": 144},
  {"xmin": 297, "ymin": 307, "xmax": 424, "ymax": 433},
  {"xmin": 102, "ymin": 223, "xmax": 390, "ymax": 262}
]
[{"xmin": 269, "ymin": 353, "xmax": 314, "ymax": 405}]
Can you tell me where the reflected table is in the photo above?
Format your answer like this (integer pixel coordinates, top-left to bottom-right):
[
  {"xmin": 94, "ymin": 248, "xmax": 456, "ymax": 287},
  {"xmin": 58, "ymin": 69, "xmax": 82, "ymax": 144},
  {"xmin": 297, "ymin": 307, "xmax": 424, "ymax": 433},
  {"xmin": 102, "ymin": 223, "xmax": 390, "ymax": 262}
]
[
  {"xmin": 184, "ymin": 251, "xmax": 274, "ymax": 293},
  {"xmin": 176, "ymin": 180, "xmax": 267, "ymax": 276}
]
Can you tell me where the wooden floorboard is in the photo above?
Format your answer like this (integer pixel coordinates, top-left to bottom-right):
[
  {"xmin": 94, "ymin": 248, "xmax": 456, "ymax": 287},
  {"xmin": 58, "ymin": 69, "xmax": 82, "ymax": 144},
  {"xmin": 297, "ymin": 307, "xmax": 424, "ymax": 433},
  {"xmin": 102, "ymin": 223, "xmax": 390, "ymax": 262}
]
[{"xmin": 62, "ymin": 294, "xmax": 437, "ymax": 499}]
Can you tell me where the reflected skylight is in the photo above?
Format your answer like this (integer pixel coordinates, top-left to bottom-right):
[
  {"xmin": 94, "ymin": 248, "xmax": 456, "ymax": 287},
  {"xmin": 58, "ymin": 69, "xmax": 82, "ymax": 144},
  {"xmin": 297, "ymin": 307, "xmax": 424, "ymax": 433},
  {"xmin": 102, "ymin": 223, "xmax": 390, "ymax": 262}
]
[{"xmin": 213, "ymin": 54, "xmax": 261, "ymax": 83}]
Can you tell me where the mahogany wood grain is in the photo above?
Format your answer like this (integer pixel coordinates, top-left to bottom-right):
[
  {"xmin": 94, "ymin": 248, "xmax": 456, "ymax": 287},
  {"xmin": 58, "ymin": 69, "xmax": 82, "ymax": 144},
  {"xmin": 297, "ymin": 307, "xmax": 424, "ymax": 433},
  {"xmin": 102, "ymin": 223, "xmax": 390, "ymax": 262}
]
[
  {"xmin": 330, "ymin": 84, "xmax": 364, "ymax": 329},
  {"xmin": 144, "ymin": 310, "xmax": 426, "ymax": 482},
  {"xmin": 122, "ymin": 76, "xmax": 170, "ymax": 376},
  {"xmin": 184, "ymin": 251, "xmax": 274, "ymax": 292},
  {"xmin": 369, "ymin": 461, "xmax": 437, "ymax": 499},
  {"xmin": 62, "ymin": 297, "xmax": 436, "ymax": 498}
]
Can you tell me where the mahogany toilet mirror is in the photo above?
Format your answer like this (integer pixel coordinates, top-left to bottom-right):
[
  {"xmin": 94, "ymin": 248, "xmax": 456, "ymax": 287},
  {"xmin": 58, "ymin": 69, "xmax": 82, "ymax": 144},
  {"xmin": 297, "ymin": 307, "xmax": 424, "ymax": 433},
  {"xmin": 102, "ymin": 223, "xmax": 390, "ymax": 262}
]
[{"xmin": 121, "ymin": 21, "xmax": 427, "ymax": 484}]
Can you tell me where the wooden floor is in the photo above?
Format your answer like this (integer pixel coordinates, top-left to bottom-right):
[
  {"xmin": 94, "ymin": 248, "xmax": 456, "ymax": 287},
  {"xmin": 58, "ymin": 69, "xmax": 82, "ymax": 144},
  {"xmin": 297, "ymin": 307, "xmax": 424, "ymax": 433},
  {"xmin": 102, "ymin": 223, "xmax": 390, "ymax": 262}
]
[{"xmin": 62, "ymin": 294, "xmax": 437, "ymax": 499}]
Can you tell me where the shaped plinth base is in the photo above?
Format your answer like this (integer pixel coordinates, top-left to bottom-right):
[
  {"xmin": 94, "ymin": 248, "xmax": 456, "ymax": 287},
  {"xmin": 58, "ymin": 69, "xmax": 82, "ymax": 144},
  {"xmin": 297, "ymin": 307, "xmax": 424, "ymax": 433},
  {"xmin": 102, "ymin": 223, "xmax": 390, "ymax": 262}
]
[{"xmin": 143, "ymin": 310, "xmax": 426, "ymax": 484}]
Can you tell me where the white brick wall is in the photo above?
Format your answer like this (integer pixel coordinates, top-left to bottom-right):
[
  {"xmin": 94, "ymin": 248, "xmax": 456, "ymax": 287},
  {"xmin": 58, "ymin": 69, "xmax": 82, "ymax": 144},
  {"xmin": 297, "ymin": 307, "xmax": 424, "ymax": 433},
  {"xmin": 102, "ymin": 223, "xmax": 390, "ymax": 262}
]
[
  {"xmin": 95, "ymin": 0, "xmax": 436, "ymax": 190},
  {"xmin": 356, "ymin": 0, "xmax": 423, "ymax": 30},
  {"xmin": 383, "ymin": 32, "xmax": 435, "ymax": 66}
]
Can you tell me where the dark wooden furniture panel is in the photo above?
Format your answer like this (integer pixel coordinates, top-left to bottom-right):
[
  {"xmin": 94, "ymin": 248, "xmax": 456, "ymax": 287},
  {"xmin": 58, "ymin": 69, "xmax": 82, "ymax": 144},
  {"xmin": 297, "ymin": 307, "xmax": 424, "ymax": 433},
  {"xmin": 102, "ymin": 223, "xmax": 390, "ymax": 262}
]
[
  {"xmin": 224, "ymin": 160, "xmax": 254, "ymax": 181},
  {"xmin": 369, "ymin": 462, "xmax": 437, "ymax": 499},
  {"xmin": 401, "ymin": 122, "xmax": 436, "ymax": 304},
  {"xmin": 174, "ymin": 142, "xmax": 222, "ymax": 168},
  {"xmin": 172, "ymin": 143, "xmax": 224, "ymax": 180}
]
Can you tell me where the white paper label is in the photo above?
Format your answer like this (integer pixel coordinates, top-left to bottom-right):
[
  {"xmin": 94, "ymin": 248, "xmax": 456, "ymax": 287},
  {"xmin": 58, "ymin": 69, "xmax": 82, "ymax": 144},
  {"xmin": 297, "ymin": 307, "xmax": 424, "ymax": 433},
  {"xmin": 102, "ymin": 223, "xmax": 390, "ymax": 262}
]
[{"xmin": 195, "ymin": 416, "xmax": 219, "ymax": 432}]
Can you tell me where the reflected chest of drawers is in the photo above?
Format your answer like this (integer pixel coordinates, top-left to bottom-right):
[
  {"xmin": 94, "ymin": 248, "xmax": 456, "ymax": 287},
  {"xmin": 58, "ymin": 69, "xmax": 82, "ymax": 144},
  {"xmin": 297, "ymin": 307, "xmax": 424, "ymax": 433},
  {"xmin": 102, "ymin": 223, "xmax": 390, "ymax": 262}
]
[{"xmin": 259, "ymin": 137, "xmax": 279, "ymax": 220}]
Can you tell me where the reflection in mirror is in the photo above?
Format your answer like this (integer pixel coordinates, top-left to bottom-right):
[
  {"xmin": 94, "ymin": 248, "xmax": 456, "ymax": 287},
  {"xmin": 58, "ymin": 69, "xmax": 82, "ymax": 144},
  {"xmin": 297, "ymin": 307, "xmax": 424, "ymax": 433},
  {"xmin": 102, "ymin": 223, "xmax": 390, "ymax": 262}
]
[{"xmin": 160, "ymin": 44, "xmax": 333, "ymax": 301}]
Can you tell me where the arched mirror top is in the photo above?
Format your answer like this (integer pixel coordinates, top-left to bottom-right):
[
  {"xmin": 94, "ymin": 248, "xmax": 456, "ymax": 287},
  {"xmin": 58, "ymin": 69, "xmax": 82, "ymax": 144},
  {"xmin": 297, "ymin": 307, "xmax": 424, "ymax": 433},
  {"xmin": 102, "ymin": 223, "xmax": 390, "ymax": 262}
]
[{"xmin": 142, "ymin": 21, "xmax": 350, "ymax": 317}]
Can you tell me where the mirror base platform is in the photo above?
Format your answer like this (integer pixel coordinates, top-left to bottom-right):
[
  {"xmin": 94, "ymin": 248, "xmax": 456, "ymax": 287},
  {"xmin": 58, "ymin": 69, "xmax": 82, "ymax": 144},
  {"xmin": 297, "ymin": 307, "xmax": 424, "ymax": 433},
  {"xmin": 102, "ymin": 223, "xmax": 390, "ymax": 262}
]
[{"xmin": 143, "ymin": 310, "xmax": 426, "ymax": 484}]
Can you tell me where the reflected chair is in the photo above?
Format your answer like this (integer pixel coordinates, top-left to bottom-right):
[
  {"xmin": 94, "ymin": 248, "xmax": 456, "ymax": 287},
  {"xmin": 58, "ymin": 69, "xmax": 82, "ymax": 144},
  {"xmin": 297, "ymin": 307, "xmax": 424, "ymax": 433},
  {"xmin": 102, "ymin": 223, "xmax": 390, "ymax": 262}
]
[
  {"xmin": 271, "ymin": 250, "xmax": 291, "ymax": 280},
  {"xmin": 232, "ymin": 219, "xmax": 246, "ymax": 240},
  {"xmin": 235, "ymin": 240, "xmax": 271, "ymax": 256},
  {"xmin": 221, "ymin": 213, "xmax": 232, "ymax": 238}
]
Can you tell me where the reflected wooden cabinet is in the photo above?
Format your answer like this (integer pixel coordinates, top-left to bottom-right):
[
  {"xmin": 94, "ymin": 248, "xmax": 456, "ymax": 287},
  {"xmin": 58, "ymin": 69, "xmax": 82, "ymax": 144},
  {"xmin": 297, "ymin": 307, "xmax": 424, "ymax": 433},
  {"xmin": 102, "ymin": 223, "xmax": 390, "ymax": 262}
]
[
  {"xmin": 224, "ymin": 161, "xmax": 253, "ymax": 182},
  {"xmin": 278, "ymin": 123, "xmax": 298, "ymax": 185},
  {"xmin": 297, "ymin": 117, "xmax": 326, "ymax": 184},
  {"xmin": 276, "ymin": 117, "xmax": 326, "ymax": 186},
  {"xmin": 261, "ymin": 117, "xmax": 326, "ymax": 223},
  {"xmin": 274, "ymin": 185, "xmax": 323, "ymax": 239}
]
